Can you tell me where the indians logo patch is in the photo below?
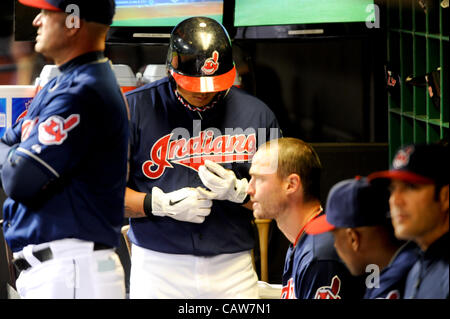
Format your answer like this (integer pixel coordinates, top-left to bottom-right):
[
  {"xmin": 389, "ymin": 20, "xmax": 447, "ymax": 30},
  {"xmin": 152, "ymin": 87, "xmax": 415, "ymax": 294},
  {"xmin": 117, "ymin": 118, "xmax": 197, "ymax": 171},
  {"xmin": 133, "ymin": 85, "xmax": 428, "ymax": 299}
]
[
  {"xmin": 314, "ymin": 276, "xmax": 342, "ymax": 299},
  {"xmin": 393, "ymin": 145, "xmax": 414, "ymax": 169},
  {"xmin": 281, "ymin": 278, "xmax": 296, "ymax": 299},
  {"xmin": 384, "ymin": 290, "xmax": 400, "ymax": 299},
  {"xmin": 142, "ymin": 129, "xmax": 256, "ymax": 179},
  {"xmin": 201, "ymin": 51, "xmax": 219, "ymax": 75},
  {"xmin": 38, "ymin": 114, "xmax": 80, "ymax": 145}
]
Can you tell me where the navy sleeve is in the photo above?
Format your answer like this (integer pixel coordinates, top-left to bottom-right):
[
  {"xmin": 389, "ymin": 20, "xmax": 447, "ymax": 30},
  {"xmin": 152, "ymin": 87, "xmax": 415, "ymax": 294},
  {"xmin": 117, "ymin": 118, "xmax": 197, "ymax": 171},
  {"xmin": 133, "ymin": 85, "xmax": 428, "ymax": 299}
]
[
  {"xmin": 1, "ymin": 91, "xmax": 94, "ymax": 203},
  {"xmin": 125, "ymin": 92, "xmax": 139, "ymax": 189},
  {"xmin": 1, "ymin": 149, "xmax": 53, "ymax": 204},
  {"xmin": 1, "ymin": 118, "xmax": 23, "ymax": 146}
]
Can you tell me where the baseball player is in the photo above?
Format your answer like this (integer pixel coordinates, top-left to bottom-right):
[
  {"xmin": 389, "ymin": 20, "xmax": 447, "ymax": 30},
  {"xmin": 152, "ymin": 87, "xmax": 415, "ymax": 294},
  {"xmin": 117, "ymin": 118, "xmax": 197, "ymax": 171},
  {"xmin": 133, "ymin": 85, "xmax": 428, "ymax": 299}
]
[
  {"xmin": 0, "ymin": 0, "xmax": 128, "ymax": 298},
  {"xmin": 305, "ymin": 177, "xmax": 419, "ymax": 299},
  {"xmin": 368, "ymin": 143, "xmax": 449, "ymax": 298},
  {"xmin": 124, "ymin": 17, "xmax": 281, "ymax": 298},
  {"xmin": 247, "ymin": 138, "xmax": 364, "ymax": 299}
]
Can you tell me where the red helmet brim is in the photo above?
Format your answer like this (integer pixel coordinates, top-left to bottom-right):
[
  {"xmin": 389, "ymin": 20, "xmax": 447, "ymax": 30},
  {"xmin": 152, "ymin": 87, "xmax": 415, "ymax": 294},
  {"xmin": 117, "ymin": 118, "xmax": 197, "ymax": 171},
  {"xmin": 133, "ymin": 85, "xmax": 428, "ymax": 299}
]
[
  {"xmin": 170, "ymin": 67, "xmax": 236, "ymax": 93},
  {"xmin": 368, "ymin": 170, "xmax": 434, "ymax": 184}
]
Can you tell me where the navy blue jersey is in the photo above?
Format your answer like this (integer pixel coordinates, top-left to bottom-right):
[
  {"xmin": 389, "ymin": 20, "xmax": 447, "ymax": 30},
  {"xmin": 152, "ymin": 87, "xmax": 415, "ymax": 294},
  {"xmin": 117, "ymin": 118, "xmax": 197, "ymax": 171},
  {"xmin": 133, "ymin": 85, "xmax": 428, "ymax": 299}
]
[
  {"xmin": 364, "ymin": 241, "xmax": 419, "ymax": 299},
  {"xmin": 125, "ymin": 78, "xmax": 281, "ymax": 256},
  {"xmin": 1, "ymin": 52, "xmax": 129, "ymax": 252},
  {"xmin": 282, "ymin": 231, "xmax": 364, "ymax": 299},
  {"xmin": 404, "ymin": 232, "xmax": 449, "ymax": 299}
]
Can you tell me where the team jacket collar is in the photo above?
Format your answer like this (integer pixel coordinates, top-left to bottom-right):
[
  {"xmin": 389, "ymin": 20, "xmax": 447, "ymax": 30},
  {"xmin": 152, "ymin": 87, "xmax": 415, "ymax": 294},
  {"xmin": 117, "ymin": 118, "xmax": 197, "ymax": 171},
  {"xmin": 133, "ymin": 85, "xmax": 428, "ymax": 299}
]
[
  {"xmin": 293, "ymin": 208, "xmax": 324, "ymax": 247},
  {"xmin": 169, "ymin": 80, "xmax": 230, "ymax": 122},
  {"xmin": 420, "ymin": 231, "xmax": 449, "ymax": 260},
  {"xmin": 58, "ymin": 51, "xmax": 106, "ymax": 74}
]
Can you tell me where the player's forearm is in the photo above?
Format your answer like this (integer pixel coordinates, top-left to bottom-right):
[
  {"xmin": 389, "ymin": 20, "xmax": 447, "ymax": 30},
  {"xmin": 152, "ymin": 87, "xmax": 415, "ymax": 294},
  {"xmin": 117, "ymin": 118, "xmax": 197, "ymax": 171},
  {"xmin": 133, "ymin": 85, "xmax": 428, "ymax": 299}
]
[
  {"xmin": 1, "ymin": 147, "xmax": 53, "ymax": 203},
  {"xmin": 124, "ymin": 187, "xmax": 147, "ymax": 218},
  {"xmin": 1, "ymin": 127, "xmax": 21, "ymax": 146}
]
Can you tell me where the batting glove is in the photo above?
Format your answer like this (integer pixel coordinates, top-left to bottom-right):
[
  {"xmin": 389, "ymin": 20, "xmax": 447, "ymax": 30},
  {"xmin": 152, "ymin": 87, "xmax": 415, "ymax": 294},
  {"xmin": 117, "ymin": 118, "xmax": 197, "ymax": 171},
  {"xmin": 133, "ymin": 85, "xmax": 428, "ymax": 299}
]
[
  {"xmin": 198, "ymin": 160, "xmax": 249, "ymax": 204},
  {"xmin": 151, "ymin": 186, "xmax": 216, "ymax": 223}
]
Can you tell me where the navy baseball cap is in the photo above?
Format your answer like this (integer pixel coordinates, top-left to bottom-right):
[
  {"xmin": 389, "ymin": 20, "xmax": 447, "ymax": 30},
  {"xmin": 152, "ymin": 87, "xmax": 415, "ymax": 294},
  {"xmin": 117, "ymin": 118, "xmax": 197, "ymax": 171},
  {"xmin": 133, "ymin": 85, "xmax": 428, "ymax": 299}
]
[
  {"xmin": 305, "ymin": 177, "xmax": 390, "ymax": 235},
  {"xmin": 18, "ymin": 0, "xmax": 116, "ymax": 25},
  {"xmin": 368, "ymin": 143, "xmax": 449, "ymax": 185}
]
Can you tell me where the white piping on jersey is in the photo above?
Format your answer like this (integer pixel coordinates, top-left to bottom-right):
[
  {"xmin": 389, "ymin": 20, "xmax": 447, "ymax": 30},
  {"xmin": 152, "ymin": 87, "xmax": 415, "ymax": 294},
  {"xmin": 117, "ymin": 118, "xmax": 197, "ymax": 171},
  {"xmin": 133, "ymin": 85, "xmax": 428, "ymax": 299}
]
[
  {"xmin": 48, "ymin": 82, "xmax": 59, "ymax": 92},
  {"xmin": 17, "ymin": 147, "xmax": 60, "ymax": 178},
  {"xmin": 92, "ymin": 57, "xmax": 109, "ymax": 65}
]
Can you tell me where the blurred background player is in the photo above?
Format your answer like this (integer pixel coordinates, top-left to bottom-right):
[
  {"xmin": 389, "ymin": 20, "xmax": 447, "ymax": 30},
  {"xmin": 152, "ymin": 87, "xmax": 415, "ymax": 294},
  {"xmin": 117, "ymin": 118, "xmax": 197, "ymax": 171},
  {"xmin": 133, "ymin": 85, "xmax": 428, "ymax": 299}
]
[
  {"xmin": 0, "ymin": 0, "xmax": 128, "ymax": 298},
  {"xmin": 247, "ymin": 137, "xmax": 363, "ymax": 299},
  {"xmin": 369, "ymin": 142, "xmax": 449, "ymax": 299},
  {"xmin": 306, "ymin": 177, "xmax": 418, "ymax": 299},
  {"xmin": 124, "ymin": 17, "xmax": 281, "ymax": 298}
]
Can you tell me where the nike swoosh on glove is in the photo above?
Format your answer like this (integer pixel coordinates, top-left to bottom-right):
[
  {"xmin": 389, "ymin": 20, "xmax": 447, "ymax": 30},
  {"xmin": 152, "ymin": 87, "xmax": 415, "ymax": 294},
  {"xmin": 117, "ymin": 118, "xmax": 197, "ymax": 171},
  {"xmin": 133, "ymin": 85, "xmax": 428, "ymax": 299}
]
[
  {"xmin": 198, "ymin": 160, "xmax": 249, "ymax": 204},
  {"xmin": 151, "ymin": 186, "xmax": 216, "ymax": 223}
]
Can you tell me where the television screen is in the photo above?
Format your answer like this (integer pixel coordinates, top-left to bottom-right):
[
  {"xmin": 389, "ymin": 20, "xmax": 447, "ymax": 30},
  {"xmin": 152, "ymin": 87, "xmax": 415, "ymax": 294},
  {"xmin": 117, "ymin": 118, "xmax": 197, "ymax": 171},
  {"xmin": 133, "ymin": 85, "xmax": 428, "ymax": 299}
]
[
  {"xmin": 234, "ymin": 0, "xmax": 375, "ymax": 27},
  {"xmin": 112, "ymin": 0, "xmax": 224, "ymax": 27}
]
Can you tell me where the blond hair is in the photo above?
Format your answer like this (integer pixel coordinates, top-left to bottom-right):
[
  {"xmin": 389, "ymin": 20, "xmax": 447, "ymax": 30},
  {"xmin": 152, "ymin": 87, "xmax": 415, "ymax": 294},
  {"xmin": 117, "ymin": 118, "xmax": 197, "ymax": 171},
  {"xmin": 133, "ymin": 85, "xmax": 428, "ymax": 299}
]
[{"xmin": 262, "ymin": 138, "xmax": 322, "ymax": 202}]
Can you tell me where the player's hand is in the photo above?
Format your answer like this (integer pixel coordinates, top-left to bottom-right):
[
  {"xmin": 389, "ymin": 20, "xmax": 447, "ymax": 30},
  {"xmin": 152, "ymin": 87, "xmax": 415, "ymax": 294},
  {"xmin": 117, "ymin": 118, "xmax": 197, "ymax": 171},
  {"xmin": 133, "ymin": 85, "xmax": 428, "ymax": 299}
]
[
  {"xmin": 198, "ymin": 160, "xmax": 249, "ymax": 203},
  {"xmin": 151, "ymin": 186, "xmax": 216, "ymax": 223}
]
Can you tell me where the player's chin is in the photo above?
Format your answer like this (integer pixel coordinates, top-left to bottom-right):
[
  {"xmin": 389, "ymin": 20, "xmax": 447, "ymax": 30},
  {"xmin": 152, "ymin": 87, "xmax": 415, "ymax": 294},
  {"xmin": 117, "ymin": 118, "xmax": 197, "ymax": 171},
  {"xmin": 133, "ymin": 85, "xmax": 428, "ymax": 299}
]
[
  {"xmin": 391, "ymin": 217, "xmax": 414, "ymax": 239},
  {"xmin": 34, "ymin": 42, "xmax": 45, "ymax": 55},
  {"xmin": 392, "ymin": 224, "xmax": 414, "ymax": 241},
  {"xmin": 253, "ymin": 207, "xmax": 267, "ymax": 220},
  {"xmin": 252, "ymin": 207, "xmax": 261, "ymax": 218},
  {"xmin": 34, "ymin": 42, "xmax": 42, "ymax": 53}
]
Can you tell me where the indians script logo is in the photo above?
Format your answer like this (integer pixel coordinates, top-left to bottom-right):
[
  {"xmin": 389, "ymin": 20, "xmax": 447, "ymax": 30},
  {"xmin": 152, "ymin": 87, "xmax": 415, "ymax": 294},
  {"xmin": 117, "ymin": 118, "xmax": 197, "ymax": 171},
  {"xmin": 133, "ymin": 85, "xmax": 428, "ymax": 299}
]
[
  {"xmin": 314, "ymin": 276, "xmax": 342, "ymax": 299},
  {"xmin": 143, "ymin": 130, "xmax": 256, "ymax": 179},
  {"xmin": 142, "ymin": 122, "xmax": 279, "ymax": 179},
  {"xmin": 38, "ymin": 114, "xmax": 80, "ymax": 145},
  {"xmin": 201, "ymin": 51, "xmax": 219, "ymax": 75}
]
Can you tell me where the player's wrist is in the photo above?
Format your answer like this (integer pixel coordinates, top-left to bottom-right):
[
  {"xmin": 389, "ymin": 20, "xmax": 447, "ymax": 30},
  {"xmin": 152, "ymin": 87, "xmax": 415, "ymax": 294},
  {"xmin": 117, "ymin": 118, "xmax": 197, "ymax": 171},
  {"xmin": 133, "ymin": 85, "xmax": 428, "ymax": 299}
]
[{"xmin": 143, "ymin": 193, "xmax": 153, "ymax": 217}]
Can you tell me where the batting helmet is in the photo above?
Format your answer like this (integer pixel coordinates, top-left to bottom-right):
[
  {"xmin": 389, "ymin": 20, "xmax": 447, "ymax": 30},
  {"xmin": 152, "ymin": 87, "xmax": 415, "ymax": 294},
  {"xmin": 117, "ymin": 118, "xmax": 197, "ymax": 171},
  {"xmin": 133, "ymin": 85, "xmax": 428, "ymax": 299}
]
[{"xmin": 166, "ymin": 16, "xmax": 236, "ymax": 93}]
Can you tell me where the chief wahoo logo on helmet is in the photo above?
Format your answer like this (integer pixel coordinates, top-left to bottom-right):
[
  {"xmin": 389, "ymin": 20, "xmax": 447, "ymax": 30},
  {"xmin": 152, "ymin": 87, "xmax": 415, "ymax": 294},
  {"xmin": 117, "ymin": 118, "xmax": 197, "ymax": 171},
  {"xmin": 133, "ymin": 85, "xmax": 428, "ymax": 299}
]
[{"xmin": 201, "ymin": 51, "xmax": 220, "ymax": 75}]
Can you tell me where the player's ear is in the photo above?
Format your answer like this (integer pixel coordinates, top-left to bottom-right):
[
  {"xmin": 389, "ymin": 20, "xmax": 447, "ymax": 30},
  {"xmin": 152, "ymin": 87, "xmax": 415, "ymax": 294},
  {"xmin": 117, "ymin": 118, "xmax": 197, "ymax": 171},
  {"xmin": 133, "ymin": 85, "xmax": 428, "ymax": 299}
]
[
  {"xmin": 63, "ymin": 12, "xmax": 83, "ymax": 37},
  {"xmin": 65, "ymin": 21, "xmax": 82, "ymax": 38},
  {"xmin": 345, "ymin": 228, "xmax": 360, "ymax": 252},
  {"xmin": 285, "ymin": 173, "xmax": 300, "ymax": 195}
]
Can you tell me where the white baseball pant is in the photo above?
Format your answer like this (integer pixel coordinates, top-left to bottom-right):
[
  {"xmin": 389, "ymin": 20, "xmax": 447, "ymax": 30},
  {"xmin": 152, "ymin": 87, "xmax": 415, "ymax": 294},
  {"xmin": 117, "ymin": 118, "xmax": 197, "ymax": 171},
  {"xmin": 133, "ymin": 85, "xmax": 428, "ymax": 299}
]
[
  {"xmin": 129, "ymin": 244, "xmax": 259, "ymax": 299},
  {"xmin": 13, "ymin": 239, "xmax": 125, "ymax": 299}
]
